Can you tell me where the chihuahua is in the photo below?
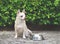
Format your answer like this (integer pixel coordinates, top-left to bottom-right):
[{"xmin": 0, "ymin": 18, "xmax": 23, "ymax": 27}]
[{"xmin": 14, "ymin": 9, "xmax": 33, "ymax": 39}]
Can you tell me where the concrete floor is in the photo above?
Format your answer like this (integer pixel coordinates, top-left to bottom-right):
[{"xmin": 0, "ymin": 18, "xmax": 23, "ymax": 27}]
[{"xmin": 0, "ymin": 31, "xmax": 60, "ymax": 44}]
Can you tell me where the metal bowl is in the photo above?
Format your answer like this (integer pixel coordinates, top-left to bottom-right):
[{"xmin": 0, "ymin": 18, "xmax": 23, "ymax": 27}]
[{"xmin": 32, "ymin": 34, "xmax": 44, "ymax": 41}]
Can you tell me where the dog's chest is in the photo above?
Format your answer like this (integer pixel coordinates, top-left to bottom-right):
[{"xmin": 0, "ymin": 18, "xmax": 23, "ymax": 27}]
[{"xmin": 15, "ymin": 19, "xmax": 27, "ymax": 28}]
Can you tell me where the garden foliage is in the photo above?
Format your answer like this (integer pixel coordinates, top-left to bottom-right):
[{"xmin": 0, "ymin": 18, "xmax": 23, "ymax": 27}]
[{"xmin": 0, "ymin": 0, "xmax": 60, "ymax": 26}]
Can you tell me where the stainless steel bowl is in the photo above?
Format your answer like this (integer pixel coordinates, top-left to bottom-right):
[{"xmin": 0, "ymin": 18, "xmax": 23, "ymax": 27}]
[{"xmin": 32, "ymin": 34, "xmax": 44, "ymax": 41}]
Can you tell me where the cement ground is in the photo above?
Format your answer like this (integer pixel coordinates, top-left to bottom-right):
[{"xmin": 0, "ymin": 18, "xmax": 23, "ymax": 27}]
[{"xmin": 0, "ymin": 31, "xmax": 60, "ymax": 44}]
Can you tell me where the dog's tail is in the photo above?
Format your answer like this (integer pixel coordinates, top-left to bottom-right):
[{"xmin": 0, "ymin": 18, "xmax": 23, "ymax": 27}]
[{"xmin": 28, "ymin": 29, "xmax": 33, "ymax": 36}]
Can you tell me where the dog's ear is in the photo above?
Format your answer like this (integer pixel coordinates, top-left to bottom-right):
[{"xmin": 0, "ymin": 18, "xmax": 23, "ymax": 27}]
[
  {"xmin": 17, "ymin": 9, "xmax": 20, "ymax": 14},
  {"xmin": 22, "ymin": 9, "xmax": 26, "ymax": 13}
]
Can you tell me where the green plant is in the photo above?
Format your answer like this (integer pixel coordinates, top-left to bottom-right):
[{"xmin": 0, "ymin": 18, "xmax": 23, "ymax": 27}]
[{"xmin": 0, "ymin": 0, "xmax": 60, "ymax": 27}]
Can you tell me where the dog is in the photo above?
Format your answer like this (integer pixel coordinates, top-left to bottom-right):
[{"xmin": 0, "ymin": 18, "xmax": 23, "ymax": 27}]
[{"xmin": 14, "ymin": 9, "xmax": 33, "ymax": 39}]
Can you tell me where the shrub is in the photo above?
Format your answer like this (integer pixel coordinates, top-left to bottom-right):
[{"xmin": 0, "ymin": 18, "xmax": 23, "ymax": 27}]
[{"xmin": 0, "ymin": 0, "xmax": 60, "ymax": 27}]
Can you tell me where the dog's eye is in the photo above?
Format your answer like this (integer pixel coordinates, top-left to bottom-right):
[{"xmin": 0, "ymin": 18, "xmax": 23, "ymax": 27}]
[{"xmin": 21, "ymin": 16, "xmax": 23, "ymax": 17}]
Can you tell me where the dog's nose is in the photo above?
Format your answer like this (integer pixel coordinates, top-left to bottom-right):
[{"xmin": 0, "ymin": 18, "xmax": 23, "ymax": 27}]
[{"xmin": 21, "ymin": 16, "xmax": 23, "ymax": 17}]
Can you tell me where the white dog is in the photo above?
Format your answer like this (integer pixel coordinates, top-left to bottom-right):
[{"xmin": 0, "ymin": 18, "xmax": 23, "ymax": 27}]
[{"xmin": 14, "ymin": 9, "xmax": 33, "ymax": 39}]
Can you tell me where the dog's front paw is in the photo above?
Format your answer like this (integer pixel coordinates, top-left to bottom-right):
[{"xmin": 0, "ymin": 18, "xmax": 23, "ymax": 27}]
[{"xmin": 14, "ymin": 35, "xmax": 18, "ymax": 38}]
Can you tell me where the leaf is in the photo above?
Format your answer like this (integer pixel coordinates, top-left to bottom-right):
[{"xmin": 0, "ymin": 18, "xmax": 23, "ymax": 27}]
[
  {"xmin": 54, "ymin": 22, "xmax": 58, "ymax": 24},
  {"xmin": 54, "ymin": 0, "xmax": 60, "ymax": 6},
  {"xmin": 32, "ymin": 17, "xmax": 35, "ymax": 21},
  {"xmin": 12, "ymin": 17, "xmax": 15, "ymax": 20}
]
